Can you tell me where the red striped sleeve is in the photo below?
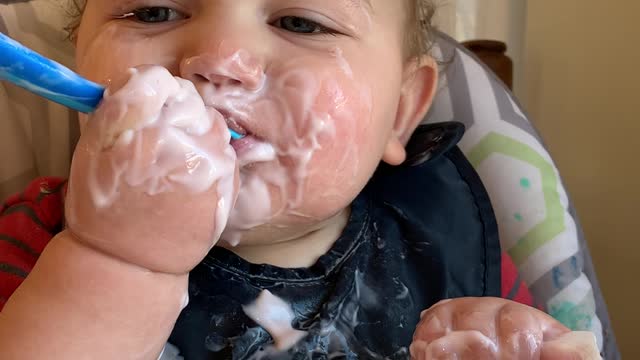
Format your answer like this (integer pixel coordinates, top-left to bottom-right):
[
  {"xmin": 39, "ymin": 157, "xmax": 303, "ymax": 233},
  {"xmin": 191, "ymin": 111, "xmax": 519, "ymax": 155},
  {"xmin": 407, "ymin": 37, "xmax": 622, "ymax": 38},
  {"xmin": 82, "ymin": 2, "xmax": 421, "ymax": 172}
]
[
  {"xmin": 0, "ymin": 177, "xmax": 65, "ymax": 310},
  {"xmin": 501, "ymin": 252, "xmax": 536, "ymax": 307}
]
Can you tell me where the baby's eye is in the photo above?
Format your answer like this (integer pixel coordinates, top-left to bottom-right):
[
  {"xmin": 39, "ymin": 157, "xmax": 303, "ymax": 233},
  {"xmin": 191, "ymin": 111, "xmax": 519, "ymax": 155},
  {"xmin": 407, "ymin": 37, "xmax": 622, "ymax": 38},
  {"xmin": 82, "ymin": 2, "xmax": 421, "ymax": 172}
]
[
  {"xmin": 128, "ymin": 7, "xmax": 186, "ymax": 23},
  {"xmin": 274, "ymin": 16, "xmax": 337, "ymax": 35}
]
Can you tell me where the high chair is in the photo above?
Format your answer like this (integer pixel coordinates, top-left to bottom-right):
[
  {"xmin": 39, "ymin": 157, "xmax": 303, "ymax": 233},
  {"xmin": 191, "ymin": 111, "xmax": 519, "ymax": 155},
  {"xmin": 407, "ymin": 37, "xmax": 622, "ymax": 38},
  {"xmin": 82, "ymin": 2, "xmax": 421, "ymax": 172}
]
[{"xmin": 0, "ymin": 1, "xmax": 619, "ymax": 358}]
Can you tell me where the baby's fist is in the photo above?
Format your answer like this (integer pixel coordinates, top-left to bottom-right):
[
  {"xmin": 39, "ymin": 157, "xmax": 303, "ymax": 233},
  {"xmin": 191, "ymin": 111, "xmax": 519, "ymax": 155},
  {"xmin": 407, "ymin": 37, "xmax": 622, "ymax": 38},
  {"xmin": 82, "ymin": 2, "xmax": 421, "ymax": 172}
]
[
  {"xmin": 411, "ymin": 297, "xmax": 600, "ymax": 359},
  {"xmin": 66, "ymin": 66, "xmax": 238, "ymax": 274}
]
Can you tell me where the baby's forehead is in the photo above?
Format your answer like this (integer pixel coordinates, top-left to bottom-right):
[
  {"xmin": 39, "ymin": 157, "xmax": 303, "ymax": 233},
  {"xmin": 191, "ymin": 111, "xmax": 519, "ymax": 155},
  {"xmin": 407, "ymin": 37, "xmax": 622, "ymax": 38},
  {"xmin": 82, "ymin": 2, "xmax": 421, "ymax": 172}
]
[{"xmin": 346, "ymin": 0, "xmax": 373, "ymax": 10}]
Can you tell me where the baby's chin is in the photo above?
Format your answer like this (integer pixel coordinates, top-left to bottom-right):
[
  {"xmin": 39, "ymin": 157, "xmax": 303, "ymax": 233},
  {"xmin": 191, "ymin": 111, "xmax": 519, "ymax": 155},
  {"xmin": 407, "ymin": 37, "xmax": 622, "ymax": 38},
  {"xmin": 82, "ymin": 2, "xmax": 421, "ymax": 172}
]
[
  {"xmin": 218, "ymin": 222, "xmax": 309, "ymax": 250},
  {"xmin": 219, "ymin": 202, "xmax": 350, "ymax": 248}
]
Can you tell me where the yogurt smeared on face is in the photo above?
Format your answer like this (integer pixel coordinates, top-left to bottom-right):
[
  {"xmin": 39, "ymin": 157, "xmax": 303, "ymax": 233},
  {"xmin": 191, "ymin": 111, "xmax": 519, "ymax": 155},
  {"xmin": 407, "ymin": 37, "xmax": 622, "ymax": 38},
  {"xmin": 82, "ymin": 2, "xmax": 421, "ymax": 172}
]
[
  {"xmin": 65, "ymin": 66, "xmax": 238, "ymax": 273},
  {"xmin": 181, "ymin": 47, "xmax": 372, "ymax": 246}
]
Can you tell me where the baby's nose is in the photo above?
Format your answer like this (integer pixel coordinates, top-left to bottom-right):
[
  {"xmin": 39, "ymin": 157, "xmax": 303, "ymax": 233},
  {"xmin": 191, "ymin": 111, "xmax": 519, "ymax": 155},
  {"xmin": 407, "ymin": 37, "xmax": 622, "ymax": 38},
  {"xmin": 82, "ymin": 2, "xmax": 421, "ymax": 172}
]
[{"xmin": 180, "ymin": 47, "xmax": 265, "ymax": 92}]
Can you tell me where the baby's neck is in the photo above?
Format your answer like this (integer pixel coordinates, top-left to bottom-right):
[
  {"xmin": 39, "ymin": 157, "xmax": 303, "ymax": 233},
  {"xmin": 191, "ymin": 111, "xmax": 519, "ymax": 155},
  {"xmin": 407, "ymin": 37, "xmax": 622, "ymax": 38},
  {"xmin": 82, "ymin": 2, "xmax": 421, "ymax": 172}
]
[{"xmin": 227, "ymin": 209, "xmax": 351, "ymax": 268}]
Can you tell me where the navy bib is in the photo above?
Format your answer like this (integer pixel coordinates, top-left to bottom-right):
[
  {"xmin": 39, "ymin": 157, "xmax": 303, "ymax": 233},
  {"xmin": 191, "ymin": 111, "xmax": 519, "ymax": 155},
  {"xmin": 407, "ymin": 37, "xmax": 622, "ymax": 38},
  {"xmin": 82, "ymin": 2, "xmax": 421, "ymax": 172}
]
[{"xmin": 169, "ymin": 122, "xmax": 501, "ymax": 359}]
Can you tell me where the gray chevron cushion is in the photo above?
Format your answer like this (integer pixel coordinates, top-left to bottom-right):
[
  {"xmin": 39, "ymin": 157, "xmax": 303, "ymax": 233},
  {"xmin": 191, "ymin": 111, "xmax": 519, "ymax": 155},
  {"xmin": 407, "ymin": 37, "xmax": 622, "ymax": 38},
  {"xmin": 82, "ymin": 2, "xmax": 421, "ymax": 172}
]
[{"xmin": 424, "ymin": 32, "xmax": 618, "ymax": 358}]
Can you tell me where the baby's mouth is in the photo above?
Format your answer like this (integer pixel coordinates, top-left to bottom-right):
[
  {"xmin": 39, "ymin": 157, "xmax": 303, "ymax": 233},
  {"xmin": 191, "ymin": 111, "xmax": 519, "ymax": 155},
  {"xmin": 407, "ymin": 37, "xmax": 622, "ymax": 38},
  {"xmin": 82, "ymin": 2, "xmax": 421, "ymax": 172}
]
[
  {"xmin": 215, "ymin": 108, "xmax": 277, "ymax": 165},
  {"xmin": 219, "ymin": 109, "xmax": 249, "ymax": 138}
]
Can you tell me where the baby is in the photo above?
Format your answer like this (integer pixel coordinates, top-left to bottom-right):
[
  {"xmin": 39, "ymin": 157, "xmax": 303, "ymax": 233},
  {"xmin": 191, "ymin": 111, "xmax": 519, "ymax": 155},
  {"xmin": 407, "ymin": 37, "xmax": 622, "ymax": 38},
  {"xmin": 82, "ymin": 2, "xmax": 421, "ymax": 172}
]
[{"xmin": 0, "ymin": 0, "xmax": 599, "ymax": 359}]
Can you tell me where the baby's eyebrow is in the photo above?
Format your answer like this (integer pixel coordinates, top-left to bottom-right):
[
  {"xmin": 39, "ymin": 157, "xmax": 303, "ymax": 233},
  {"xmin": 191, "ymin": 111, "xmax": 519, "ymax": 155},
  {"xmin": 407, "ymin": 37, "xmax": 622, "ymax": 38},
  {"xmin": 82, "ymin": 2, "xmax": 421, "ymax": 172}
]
[{"xmin": 346, "ymin": 0, "xmax": 373, "ymax": 11}]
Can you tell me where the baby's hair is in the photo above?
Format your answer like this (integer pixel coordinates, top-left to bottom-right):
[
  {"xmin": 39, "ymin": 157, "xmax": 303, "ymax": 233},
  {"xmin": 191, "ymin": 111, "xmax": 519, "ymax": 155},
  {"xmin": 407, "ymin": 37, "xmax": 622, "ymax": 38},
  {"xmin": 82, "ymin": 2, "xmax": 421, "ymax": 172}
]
[
  {"xmin": 65, "ymin": 0, "xmax": 437, "ymax": 59},
  {"xmin": 406, "ymin": 0, "xmax": 438, "ymax": 59},
  {"xmin": 64, "ymin": 0, "xmax": 84, "ymax": 42}
]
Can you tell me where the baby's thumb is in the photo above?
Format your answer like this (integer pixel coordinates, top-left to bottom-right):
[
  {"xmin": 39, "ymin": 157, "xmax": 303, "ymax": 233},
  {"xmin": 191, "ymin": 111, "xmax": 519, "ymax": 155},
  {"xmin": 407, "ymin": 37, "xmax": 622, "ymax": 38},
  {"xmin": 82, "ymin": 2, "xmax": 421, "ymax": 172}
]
[{"xmin": 540, "ymin": 331, "xmax": 601, "ymax": 360}]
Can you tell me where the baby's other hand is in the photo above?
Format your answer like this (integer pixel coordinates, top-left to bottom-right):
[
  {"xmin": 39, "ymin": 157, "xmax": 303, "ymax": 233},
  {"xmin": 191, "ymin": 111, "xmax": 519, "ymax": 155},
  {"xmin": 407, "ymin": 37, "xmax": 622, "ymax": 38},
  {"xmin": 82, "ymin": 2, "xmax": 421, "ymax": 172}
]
[
  {"xmin": 411, "ymin": 297, "xmax": 600, "ymax": 360},
  {"xmin": 65, "ymin": 66, "xmax": 238, "ymax": 275}
]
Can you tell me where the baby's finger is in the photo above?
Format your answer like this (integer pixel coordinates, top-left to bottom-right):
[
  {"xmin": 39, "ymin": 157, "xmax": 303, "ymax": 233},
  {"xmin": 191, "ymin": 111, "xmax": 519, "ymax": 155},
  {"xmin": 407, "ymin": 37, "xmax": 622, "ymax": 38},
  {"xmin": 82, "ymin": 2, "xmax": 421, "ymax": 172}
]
[
  {"xmin": 91, "ymin": 66, "xmax": 180, "ymax": 150},
  {"xmin": 450, "ymin": 303, "xmax": 499, "ymax": 343},
  {"xmin": 415, "ymin": 298, "xmax": 503, "ymax": 344},
  {"xmin": 414, "ymin": 304, "xmax": 454, "ymax": 344},
  {"xmin": 540, "ymin": 331, "xmax": 601, "ymax": 360},
  {"xmin": 420, "ymin": 298, "xmax": 454, "ymax": 318},
  {"xmin": 410, "ymin": 330, "xmax": 497, "ymax": 360},
  {"xmin": 536, "ymin": 310, "xmax": 571, "ymax": 342},
  {"xmin": 495, "ymin": 302, "xmax": 545, "ymax": 359}
]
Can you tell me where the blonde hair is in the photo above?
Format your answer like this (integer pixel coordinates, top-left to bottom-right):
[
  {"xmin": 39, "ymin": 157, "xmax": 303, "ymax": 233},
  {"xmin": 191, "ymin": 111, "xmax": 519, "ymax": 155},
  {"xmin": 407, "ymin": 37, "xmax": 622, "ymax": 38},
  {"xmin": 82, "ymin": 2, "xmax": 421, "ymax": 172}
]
[{"xmin": 406, "ymin": 0, "xmax": 438, "ymax": 59}]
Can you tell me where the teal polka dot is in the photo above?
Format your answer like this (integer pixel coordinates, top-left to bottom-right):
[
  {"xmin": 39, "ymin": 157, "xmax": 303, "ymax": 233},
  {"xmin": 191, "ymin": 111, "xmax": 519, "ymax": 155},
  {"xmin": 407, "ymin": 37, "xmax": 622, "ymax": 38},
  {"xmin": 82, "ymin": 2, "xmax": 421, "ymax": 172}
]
[
  {"xmin": 550, "ymin": 302, "xmax": 593, "ymax": 331},
  {"xmin": 514, "ymin": 213, "xmax": 524, "ymax": 222},
  {"xmin": 520, "ymin": 178, "xmax": 532, "ymax": 189}
]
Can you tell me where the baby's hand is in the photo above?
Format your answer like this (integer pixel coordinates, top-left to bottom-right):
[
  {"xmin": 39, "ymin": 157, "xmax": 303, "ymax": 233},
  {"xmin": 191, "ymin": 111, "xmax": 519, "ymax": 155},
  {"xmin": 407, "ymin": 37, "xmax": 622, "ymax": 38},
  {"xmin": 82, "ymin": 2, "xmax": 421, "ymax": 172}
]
[
  {"xmin": 411, "ymin": 297, "xmax": 600, "ymax": 359},
  {"xmin": 65, "ymin": 66, "xmax": 238, "ymax": 274}
]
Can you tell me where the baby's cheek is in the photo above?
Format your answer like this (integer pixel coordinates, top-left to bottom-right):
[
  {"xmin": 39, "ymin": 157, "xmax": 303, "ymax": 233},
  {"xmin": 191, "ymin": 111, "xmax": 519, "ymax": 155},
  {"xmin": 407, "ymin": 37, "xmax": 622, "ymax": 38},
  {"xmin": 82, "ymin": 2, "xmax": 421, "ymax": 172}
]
[
  {"xmin": 304, "ymin": 77, "xmax": 379, "ymax": 206},
  {"xmin": 77, "ymin": 24, "xmax": 178, "ymax": 84}
]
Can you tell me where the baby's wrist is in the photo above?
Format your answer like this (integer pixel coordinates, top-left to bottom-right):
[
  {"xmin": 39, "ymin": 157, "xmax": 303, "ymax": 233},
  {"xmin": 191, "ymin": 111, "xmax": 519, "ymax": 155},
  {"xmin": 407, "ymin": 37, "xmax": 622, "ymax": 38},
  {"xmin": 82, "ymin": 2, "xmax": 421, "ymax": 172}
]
[
  {"xmin": 56, "ymin": 229, "xmax": 190, "ymax": 280},
  {"xmin": 46, "ymin": 229, "xmax": 190, "ymax": 315},
  {"xmin": 61, "ymin": 228, "xmax": 194, "ymax": 277},
  {"xmin": 0, "ymin": 231, "xmax": 189, "ymax": 359}
]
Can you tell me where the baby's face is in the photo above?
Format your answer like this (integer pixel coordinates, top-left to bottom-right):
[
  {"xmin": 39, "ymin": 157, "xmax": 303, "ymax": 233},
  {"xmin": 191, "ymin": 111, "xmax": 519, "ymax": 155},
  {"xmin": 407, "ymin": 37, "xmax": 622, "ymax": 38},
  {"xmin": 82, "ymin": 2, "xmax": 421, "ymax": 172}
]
[{"xmin": 76, "ymin": 0, "xmax": 431, "ymax": 246}]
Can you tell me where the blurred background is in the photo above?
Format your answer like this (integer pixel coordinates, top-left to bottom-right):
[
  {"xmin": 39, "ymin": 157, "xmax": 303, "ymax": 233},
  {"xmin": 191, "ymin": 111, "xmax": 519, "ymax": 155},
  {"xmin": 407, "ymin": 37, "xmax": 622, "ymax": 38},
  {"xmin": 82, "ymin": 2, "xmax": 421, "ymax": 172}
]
[{"xmin": 436, "ymin": 0, "xmax": 639, "ymax": 357}]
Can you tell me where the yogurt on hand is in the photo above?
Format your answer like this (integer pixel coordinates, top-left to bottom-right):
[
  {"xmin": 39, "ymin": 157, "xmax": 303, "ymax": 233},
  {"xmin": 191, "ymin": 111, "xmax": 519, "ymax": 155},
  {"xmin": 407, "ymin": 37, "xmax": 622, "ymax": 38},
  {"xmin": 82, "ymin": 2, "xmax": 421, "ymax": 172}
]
[{"xmin": 65, "ymin": 66, "xmax": 238, "ymax": 274}]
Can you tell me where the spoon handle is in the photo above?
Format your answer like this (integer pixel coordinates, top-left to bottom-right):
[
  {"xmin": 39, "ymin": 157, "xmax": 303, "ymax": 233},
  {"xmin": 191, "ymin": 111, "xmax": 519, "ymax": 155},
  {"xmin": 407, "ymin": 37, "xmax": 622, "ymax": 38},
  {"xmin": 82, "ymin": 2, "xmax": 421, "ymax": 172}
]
[
  {"xmin": 0, "ymin": 33, "xmax": 243, "ymax": 140},
  {"xmin": 0, "ymin": 32, "xmax": 103, "ymax": 113}
]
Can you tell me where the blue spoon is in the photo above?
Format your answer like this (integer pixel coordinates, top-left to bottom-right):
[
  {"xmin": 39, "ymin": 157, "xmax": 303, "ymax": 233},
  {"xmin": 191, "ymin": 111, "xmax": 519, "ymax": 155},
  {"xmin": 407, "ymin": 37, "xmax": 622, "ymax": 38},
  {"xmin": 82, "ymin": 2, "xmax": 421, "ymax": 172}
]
[{"xmin": 0, "ymin": 33, "xmax": 244, "ymax": 140}]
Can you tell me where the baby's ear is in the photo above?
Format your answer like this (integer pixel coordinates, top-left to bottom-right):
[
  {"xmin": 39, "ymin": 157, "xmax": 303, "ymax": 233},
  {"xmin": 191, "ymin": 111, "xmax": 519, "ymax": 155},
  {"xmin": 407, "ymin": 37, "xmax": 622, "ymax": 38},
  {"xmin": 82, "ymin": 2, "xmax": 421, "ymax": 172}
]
[{"xmin": 382, "ymin": 56, "xmax": 438, "ymax": 166}]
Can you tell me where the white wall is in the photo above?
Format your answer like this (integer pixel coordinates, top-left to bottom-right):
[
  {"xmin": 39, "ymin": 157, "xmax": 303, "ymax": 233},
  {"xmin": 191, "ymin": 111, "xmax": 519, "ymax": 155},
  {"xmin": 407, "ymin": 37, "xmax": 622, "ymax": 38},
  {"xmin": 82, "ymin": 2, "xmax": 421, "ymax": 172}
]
[
  {"xmin": 438, "ymin": 1, "xmax": 639, "ymax": 356},
  {"xmin": 434, "ymin": 0, "xmax": 528, "ymax": 94},
  {"xmin": 523, "ymin": 0, "xmax": 640, "ymax": 357}
]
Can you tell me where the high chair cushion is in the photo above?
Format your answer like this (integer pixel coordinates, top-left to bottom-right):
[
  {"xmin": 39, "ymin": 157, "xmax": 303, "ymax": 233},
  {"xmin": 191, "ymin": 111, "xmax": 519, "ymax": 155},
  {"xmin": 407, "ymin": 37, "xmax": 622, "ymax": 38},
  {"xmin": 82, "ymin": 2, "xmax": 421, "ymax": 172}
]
[
  {"xmin": 425, "ymin": 32, "xmax": 617, "ymax": 357},
  {"xmin": 0, "ymin": 1, "xmax": 618, "ymax": 358}
]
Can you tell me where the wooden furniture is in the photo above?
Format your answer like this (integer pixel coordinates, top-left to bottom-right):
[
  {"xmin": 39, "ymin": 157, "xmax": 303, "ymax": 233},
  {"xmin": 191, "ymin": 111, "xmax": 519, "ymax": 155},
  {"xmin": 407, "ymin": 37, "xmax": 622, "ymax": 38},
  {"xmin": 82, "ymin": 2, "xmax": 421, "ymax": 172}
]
[{"xmin": 462, "ymin": 40, "xmax": 513, "ymax": 90}]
